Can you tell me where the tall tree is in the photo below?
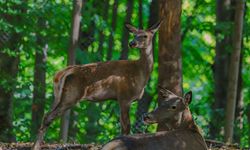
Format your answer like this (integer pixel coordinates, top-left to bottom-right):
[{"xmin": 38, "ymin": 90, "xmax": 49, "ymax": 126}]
[
  {"xmin": 60, "ymin": 0, "xmax": 83, "ymax": 142},
  {"xmin": 0, "ymin": 33, "xmax": 18, "ymax": 143},
  {"xmin": 225, "ymin": 0, "xmax": 245, "ymax": 143},
  {"xmin": 120, "ymin": 0, "xmax": 134, "ymax": 60},
  {"xmin": 31, "ymin": 18, "xmax": 48, "ymax": 140},
  {"xmin": 211, "ymin": 0, "xmax": 233, "ymax": 139},
  {"xmin": 138, "ymin": 0, "xmax": 143, "ymax": 29},
  {"xmin": 133, "ymin": 0, "xmax": 159, "ymax": 133},
  {"xmin": 234, "ymin": 4, "xmax": 246, "ymax": 142},
  {"xmin": 97, "ymin": 0, "xmax": 109, "ymax": 60},
  {"xmin": 234, "ymin": 50, "xmax": 243, "ymax": 143},
  {"xmin": 247, "ymin": 104, "xmax": 250, "ymax": 146},
  {"xmin": 157, "ymin": 0, "xmax": 182, "ymax": 131},
  {"xmin": 107, "ymin": 0, "xmax": 118, "ymax": 60},
  {"xmin": 0, "ymin": 1, "xmax": 25, "ymax": 142}
]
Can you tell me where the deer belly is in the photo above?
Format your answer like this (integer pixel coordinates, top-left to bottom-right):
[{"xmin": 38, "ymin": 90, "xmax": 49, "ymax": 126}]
[{"xmin": 82, "ymin": 85, "xmax": 116, "ymax": 101}]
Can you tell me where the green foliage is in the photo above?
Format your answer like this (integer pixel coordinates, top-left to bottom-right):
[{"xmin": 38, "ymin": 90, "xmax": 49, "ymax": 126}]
[{"xmin": 1, "ymin": 0, "xmax": 250, "ymax": 148}]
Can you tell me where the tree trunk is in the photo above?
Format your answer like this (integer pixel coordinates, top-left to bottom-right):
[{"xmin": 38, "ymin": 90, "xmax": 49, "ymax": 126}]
[
  {"xmin": 157, "ymin": 0, "xmax": 182, "ymax": 131},
  {"xmin": 0, "ymin": 2, "xmax": 25, "ymax": 142},
  {"xmin": 0, "ymin": 34, "xmax": 19, "ymax": 142},
  {"xmin": 31, "ymin": 18, "xmax": 48, "ymax": 140},
  {"xmin": 234, "ymin": 4, "xmax": 246, "ymax": 142},
  {"xmin": 97, "ymin": 0, "xmax": 109, "ymax": 60},
  {"xmin": 60, "ymin": 0, "xmax": 83, "ymax": 143},
  {"xmin": 225, "ymin": 0, "xmax": 245, "ymax": 143},
  {"xmin": 181, "ymin": 0, "xmax": 201, "ymax": 42},
  {"xmin": 120, "ymin": 0, "xmax": 133, "ymax": 60},
  {"xmin": 133, "ymin": 0, "xmax": 159, "ymax": 133},
  {"xmin": 247, "ymin": 104, "xmax": 250, "ymax": 146},
  {"xmin": 107, "ymin": 0, "xmax": 118, "ymax": 60},
  {"xmin": 138, "ymin": 0, "xmax": 143, "ymax": 29},
  {"xmin": 234, "ymin": 50, "xmax": 243, "ymax": 143},
  {"xmin": 133, "ymin": 92, "xmax": 152, "ymax": 133},
  {"xmin": 210, "ymin": 0, "xmax": 233, "ymax": 139}
]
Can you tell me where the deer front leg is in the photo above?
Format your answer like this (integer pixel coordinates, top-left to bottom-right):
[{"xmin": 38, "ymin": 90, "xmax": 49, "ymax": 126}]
[
  {"xmin": 119, "ymin": 101, "xmax": 131, "ymax": 135},
  {"xmin": 32, "ymin": 101, "xmax": 74, "ymax": 150},
  {"xmin": 32, "ymin": 106, "xmax": 64, "ymax": 150}
]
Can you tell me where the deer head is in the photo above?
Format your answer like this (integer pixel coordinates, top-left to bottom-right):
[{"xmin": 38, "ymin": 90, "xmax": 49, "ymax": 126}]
[
  {"xmin": 143, "ymin": 87, "xmax": 192, "ymax": 125},
  {"xmin": 125, "ymin": 21, "xmax": 162, "ymax": 49}
]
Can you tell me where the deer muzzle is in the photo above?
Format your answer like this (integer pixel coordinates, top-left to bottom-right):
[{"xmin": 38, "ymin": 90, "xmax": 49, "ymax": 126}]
[
  {"xmin": 129, "ymin": 40, "xmax": 137, "ymax": 48},
  {"xmin": 142, "ymin": 113, "xmax": 156, "ymax": 124}
]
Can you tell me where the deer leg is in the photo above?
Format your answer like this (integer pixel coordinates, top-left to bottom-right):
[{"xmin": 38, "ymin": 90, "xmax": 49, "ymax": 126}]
[
  {"xmin": 119, "ymin": 102, "xmax": 131, "ymax": 135},
  {"xmin": 32, "ymin": 105, "xmax": 64, "ymax": 150},
  {"xmin": 32, "ymin": 100, "xmax": 75, "ymax": 150}
]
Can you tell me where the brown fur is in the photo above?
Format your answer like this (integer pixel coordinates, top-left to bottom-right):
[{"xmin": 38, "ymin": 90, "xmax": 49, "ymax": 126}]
[
  {"xmin": 102, "ymin": 89, "xmax": 208, "ymax": 150},
  {"xmin": 32, "ymin": 21, "xmax": 162, "ymax": 150}
]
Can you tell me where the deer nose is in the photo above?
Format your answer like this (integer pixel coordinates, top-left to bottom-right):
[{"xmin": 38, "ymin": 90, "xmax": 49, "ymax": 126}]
[
  {"xmin": 129, "ymin": 41, "xmax": 136, "ymax": 48},
  {"xmin": 142, "ymin": 113, "xmax": 153, "ymax": 124}
]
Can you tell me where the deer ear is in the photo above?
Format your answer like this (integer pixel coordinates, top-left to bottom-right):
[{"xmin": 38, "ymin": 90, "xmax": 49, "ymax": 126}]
[
  {"xmin": 184, "ymin": 91, "xmax": 192, "ymax": 105},
  {"xmin": 125, "ymin": 23, "xmax": 138, "ymax": 33},
  {"xmin": 148, "ymin": 20, "xmax": 163, "ymax": 34},
  {"xmin": 158, "ymin": 86, "xmax": 176, "ymax": 99}
]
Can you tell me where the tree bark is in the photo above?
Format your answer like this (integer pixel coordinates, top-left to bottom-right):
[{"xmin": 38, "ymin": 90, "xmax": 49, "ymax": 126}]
[
  {"xmin": 120, "ymin": 0, "xmax": 133, "ymax": 60},
  {"xmin": 0, "ymin": 35, "xmax": 19, "ymax": 142},
  {"xmin": 31, "ymin": 18, "xmax": 48, "ymax": 140},
  {"xmin": 225, "ymin": 0, "xmax": 245, "ymax": 143},
  {"xmin": 138, "ymin": 0, "xmax": 143, "ymax": 29},
  {"xmin": 133, "ymin": 0, "xmax": 159, "ymax": 133},
  {"xmin": 247, "ymin": 104, "xmax": 250, "ymax": 146},
  {"xmin": 60, "ymin": 0, "xmax": 83, "ymax": 143},
  {"xmin": 107, "ymin": 0, "xmax": 118, "ymax": 61},
  {"xmin": 234, "ymin": 4, "xmax": 246, "ymax": 142},
  {"xmin": 234, "ymin": 50, "xmax": 243, "ymax": 143},
  {"xmin": 181, "ymin": 0, "xmax": 201, "ymax": 42},
  {"xmin": 210, "ymin": 0, "xmax": 233, "ymax": 139},
  {"xmin": 97, "ymin": 0, "xmax": 109, "ymax": 60},
  {"xmin": 157, "ymin": 0, "xmax": 182, "ymax": 131},
  {"xmin": 0, "ymin": 1, "xmax": 25, "ymax": 142}
]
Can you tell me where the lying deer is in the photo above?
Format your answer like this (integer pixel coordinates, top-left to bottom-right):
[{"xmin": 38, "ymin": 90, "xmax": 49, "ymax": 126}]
[
  {"xmin": 102, "ymin": 88, "xmax": 208, "ymax": 150},
  {"xmin": 32, "ymin": 21, "xmax": 162, "ymax": 150}
]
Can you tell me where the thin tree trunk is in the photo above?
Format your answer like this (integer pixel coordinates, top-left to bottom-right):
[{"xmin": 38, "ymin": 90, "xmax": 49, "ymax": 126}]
[
  {"xmin": 60, "ymin": 0, "xmax": 83, "ymax": 142},
  {"xmin": 158, "ymin": 0, "xmax": 182, "ymax": 131},
  {"xmin": 247, "ymin": 104, "xmax": 250, "ymax": 146},
  {"xmin": 138, "ymin": 0, "xmax": 143, "ymax": 29},
  {"xmin": 133, "ymin": 92, "xmax": 152, "ymax": 133},
  {"xmin": 225, "ymin": 0, "xmax": 245, "ymax": 143},
  {"xmin": 120, "ymin": 0, "xmax": 133, "ymax": 60},
  {"xmin": 133, "ymin": 0, "xmax": 159, "ymax": 133},
  {"xmin": 0, "ymin": 34, "xmax": 19, "ymax": 142},
  {"xmin": 181, "ymin": 0, "xmax": 200, "ymax": 42},
  {"xmin": 97, "ymin": 0, "xmax": 109, "ymax": 60},
  {"xmin": 31, "ymin": 18, "xmax": 48, "ymax": 140},
  {"xmin": 211, "ymin": 0, "xmax": 232, "ymax": 139},
  {"xmin": 234, "ymin": 4, "xmax": 246, "ymax": 142},
  {"xmin": 234, "ymin": 51, "xmax": 243, "ymax": 143},
  {"xmin": 0, "ymin": 2, "xmax": 25, "ymax": 142},
  {"xmin": 107, "ymin": 0, "xmax": 118, "ymax": 60}
]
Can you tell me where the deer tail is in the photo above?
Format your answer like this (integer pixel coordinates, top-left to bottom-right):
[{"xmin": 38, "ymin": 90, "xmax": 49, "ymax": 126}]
[{"xmin": 52, "ymin": 68, "xmax": 75, "ymax": 110}]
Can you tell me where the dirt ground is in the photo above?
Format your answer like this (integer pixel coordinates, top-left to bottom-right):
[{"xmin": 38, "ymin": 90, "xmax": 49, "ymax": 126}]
[{"xmin": 0, "ymin": 140, "xmax": 243, "ymax": 150}]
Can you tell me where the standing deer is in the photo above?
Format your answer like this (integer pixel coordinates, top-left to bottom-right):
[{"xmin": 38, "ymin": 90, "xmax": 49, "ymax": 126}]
[
  {"xmin": 32, "ymin": 21, "xmax": 162, "ymax": 150},
  {"xmin": 102, "ymin": 87, "xmax": 208, "ymax": 150}
]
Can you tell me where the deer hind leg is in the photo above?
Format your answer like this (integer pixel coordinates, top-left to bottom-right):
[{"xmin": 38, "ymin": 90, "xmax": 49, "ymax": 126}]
[
  {"xmin": 119, "ymin": 101, "xmax": 131, "ymax": 135},
  {"xmin": 32, "ymin": 104, "xmax": 64, "ymax": 150},
  {"xmin": 32, "ymin": 100, "xmax": 76, "ymax": 150},
  {"xmin": 32, "ymin": 75, "xmax": 83, "ymax": 150}
]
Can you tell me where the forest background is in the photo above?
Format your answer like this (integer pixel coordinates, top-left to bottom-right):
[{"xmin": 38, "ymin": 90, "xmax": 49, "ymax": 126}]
[{"xmin": 0, "ymin": 0, "xmax": 250, "ymax": 148}]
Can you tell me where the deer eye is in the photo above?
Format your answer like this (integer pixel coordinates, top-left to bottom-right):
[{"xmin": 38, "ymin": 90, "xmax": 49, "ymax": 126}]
[{"xmin": 171, "ymin": 106, "xmax": 176, "ymax": 109}]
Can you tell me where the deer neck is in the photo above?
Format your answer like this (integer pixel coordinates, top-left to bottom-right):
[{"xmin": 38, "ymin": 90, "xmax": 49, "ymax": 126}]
[
  {"xmin": 165, "ymin": 108, "xmax": 199, "ymax": 133},
  {"xmin": 138, "ymin": 44, "xmax": 154, "ymax": 74}
]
